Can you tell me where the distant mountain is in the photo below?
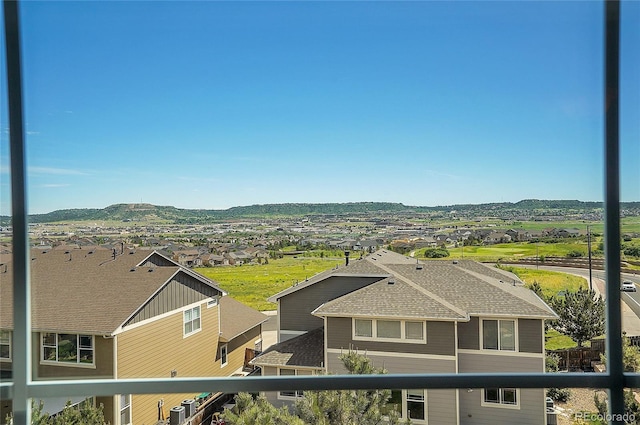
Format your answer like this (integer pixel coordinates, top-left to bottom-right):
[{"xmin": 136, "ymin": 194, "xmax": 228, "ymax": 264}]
[{"xmin": 1, "ymin": 200, "xmax": 639, "ymax": 225}]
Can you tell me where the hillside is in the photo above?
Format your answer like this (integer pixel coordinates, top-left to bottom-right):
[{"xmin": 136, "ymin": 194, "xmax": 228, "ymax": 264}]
[{"xmin": 1, "ymin": 200, "xmax": 639, "ymax": 224}]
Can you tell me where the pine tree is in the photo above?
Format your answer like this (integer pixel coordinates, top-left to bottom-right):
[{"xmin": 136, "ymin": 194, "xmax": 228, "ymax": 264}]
[{"xmin": 551, "ymin": 287, "xmax": 605, "ymax": 347}]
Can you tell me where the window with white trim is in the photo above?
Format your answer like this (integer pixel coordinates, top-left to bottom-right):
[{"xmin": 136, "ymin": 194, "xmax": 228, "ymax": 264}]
[
  {"xmin": 385, "ymin": 389, "xmax": 427, "ymax": 423},
  {"xmin": 183, "ymin": 306, "xmax": 201, "ymax": 336},
  {"xmin": 278, "ymin": 369, "xmax": 312, "ymax": 399},
  {"xmin": 41, "ymin": 333, "xmax": 94, "ymax": 365},
  {"xmin": 220, "ymin": 344, "xmax": 228, "ymax": 367},
  {"xmin": 0, "ymin": 330, "xmax": 10, "ymax": 360},
  {"xmin": 120, "ymin": 394, "xmax": 131, "ymax": 425},
  {"xmin": 482, "ymin": 319, "xmax": 516, "ymax": 351},
  {"xmin": 482, "ymin": 388, "xmax": 519, "ymax": 408},
  {"xmin": 353, "ymin": 318, "xmax": 426, "ymax": 343}
]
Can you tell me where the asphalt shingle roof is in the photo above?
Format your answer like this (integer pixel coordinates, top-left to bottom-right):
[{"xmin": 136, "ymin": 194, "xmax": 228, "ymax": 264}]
[
  {"xmin": 0, "ymin": 248, "xmax": 225, "ymax": 334},
  {"xmin": 219, "ymin": 296, "xmax": 269, "ymax": 342},
  {"xmin": 251, "ymin": 327, "xmax": 324, "ymax": 368}
]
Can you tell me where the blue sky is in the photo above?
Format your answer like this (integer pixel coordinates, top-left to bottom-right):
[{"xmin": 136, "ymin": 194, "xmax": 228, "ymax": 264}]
[{"xmin": 1, "ymin": 1, "xmax": 639, "ymax": 214}]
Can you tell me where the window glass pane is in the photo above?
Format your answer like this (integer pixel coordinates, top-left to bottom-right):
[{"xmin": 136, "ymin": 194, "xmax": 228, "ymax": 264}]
[
  {"xmin": 79, "ymin": 335, "xmax": 92, "ymax": 349},
  {"xmin": 79, "ymin": 349, "xmax": 93, "ymax": 364},
  {"xmin": 500, "ymin": 320, "xmax": 515, "ymax": 351},
  {"xmin": 377, "ymin": 320, "xmax": 401, "ymax": 338},
  {"xmin": 0, "ymin": 345, "xmax": 10, "ymax": 359},
  {"xmin": 484, "ymin": 388, "xmax": 499, "ymax": 403},
  {"xmin": 386, "ymin": 390, "xmax": 402, "ymax": 417},
  {"xmin": 0, "ymin": 330, "xmax": 10, "ymax": 343},
  {"xmin": 184, "ymin": 310, "xmax": 192, "ymax": 322},
  {"xmin": 193, "ymin": 306, "xmax": 200, "ymax": 318},
  {"xmin": 503, "ymin": 389, "xmax": 517, "ymax": 405},
  {"xmin": 57, "ymin": 334, "xmax": 78, "ymax": 362},
  {"xmin": 405, "ymin": 321, "xmax": 423, "ymax": 340},
  {"xmin": 482, "ymin": 320, "xmax": 498, "ymax": 349},
  {"xmin": 407, "ymin": 389, "xmax": 425, "ymax": 420},
  {"xmin": 193, "ymin": 317, "xmax": 201, "ymax": 331},
  {"xmin": 42, "ymin": 333, "xmax": 56, "ymax": 346},
  {"xmin": 43, "ymin": 347, "xmax": 57, "ymax": 362},
  {"xmin": 355, "ymin": 319, "xmax": 372, "ymax": 337}
]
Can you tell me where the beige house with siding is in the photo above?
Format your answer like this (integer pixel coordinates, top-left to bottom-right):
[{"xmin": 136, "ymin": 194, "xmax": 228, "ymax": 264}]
[
  {"xmin": 0, "ymin": 248, "xmax": 267, "ymax": 425},
  {"xmin": 252, "ymin": 249, "xmax": 557, "ymax": 425}
]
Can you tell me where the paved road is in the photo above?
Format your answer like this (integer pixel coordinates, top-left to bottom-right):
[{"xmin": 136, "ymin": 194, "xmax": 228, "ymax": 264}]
[{"xmin": 509, "ymin": 265, "xmax": 640, "ymax": 335}]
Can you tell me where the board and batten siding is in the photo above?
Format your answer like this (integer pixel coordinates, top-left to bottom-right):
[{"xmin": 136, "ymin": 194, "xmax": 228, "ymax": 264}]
[
  {"xmin": 326, "ymin": 317, "xmax": 455, "ymax": 356},
  {"xmin": 518, "ymin": 319, "xmax": 543, "ymax": 353},
  {"xmin": 34, "ymin": 333, "xmax": 114, "ymax": 379},
  {"xmin": 279, "ymin": 276, "xmax": 382, "ymax": 332},
  {"xmin": 117, "ymin": 302, "xmax": 222, "ymax": 425},
  {"xmin": 458, "ymin": 388, "xmax": 546, "ymax": 425},
  {"xmin": 125, "ymin": 271, "xmax": 221, "ymax": 326}
]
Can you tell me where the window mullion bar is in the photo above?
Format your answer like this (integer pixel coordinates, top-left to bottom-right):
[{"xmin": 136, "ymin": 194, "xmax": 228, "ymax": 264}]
[
  {"xmin": 3, "ymin": 1, "xmax": 32, "ymax": 424},
  {"xmin": 25, "ymin": 373, "xmax": 612, "ymax": 399},
  {"xmin": 604, "ymin": 0, "xmax": 623, "ymax": 422}
]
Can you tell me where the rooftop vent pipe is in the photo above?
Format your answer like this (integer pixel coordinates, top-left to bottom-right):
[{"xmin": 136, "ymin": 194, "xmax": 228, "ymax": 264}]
[{"xmin": 345, "ymin": 251, "xmax": 350, "ymax": 266}]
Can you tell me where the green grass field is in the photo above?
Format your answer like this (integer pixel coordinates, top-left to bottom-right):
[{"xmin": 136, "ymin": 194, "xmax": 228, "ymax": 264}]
[
  {"xmin": 195, "ymin": 257, "xmax": 342, "ymax": 310},
  {"xmin": 417, "ymin": 241, "xmax": 592, "ymax": 262},
  {"xmin": 499, "ymin": 265, "xmax": 587, "ymax": 299}
]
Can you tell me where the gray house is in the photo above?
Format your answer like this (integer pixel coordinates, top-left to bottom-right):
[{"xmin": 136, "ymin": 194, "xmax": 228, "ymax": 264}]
[{"xmin": 252, "ymin": 250, "xmax": 557, "ymax": 425}]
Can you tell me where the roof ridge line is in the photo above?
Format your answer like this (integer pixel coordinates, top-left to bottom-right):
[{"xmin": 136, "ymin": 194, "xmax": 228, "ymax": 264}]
[{"xmin": 367, "ymin": 259, "xmax": 468, "ymax": 318}]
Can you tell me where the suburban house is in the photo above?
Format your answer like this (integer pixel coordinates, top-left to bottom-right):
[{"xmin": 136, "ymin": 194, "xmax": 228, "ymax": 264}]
[
  {"xmin": 0, "ymin": 247, "xmax": 267, "ymax": 425},
  {"xmin": 252, "ymin": 249, "xmax": 557, "ymax": 425}
]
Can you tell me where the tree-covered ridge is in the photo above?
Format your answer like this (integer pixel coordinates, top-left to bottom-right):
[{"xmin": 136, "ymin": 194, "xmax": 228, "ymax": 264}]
[{"xmin": 2, "ymin": 199, "xmax": 639, "ymax": 224}]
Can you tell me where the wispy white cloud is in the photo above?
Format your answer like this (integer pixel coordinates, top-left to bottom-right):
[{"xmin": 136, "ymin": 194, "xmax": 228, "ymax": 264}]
[
  {"xmin": 26, "ymin": 131, "xmax": 41, "ymax": 135},
  {"xmin": 64, "ymin": 110, "xmax": 74, "ymax": 114},
  {"xmin": 40, "ymin": 184, "xmax": 71, "ymax": 188},
  {"xmin": 29, "ymin": 166, "xmax": 87, "ymax": 176}
]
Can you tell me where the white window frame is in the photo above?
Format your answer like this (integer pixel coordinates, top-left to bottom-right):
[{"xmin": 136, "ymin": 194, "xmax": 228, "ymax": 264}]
[
  {"xmin": 0, "ymin": 330, "xmax": 11, "ymax": 361},
  {"xmin": 277, "ymin": 368, "xmax": 313, "ymax": 400},
  {"xmin": 352, "ymin": 318, "xmax": 426, "ymax": 344},
  {"xmin": 119, "ymin": 394, "xmax": 132, "ymax": 425},
  {"xmin": 40, "ymin": 333, "xmax": 95, "ymax": 367},
  {"xmin": 0, "ymin": 3, "xmax": 630, "ymax": 422},
  {"xmin": 386, "ymin": 389, "xmax": 428, "ymax": 424},
  {"xmin": 183, "ymin": 305, "xmax": 201, "ymax": 337},
  {"xmin": 480, "ymin": 318, "xmax": 517, "ymax": 351},
  {"xmin": 481, "ymin": 388, "xmax": 520, "ymax": 409},
  {"xmin": 207, "ymin": 297, "xmax": 218, "ymax": 308},
  {"xmin": 220, "ymin": 344, "xmax": 228, "ymax": 368}
]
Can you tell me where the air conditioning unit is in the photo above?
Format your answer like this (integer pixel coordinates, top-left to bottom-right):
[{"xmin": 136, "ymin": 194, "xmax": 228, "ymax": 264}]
[
  {"xmin": 181, "ymin": 399, "xmax": 196, "ymax": 417},
  {"xmin": 170, "ymin": 405, "xmax": 185, "ymax": 425}
]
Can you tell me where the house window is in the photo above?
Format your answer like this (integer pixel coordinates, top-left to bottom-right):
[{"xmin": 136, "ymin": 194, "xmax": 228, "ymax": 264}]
[
  {"xmin": 405, "ymin": 321, "xmax": 424, "ymax": 340},
  {"xmin": 278, "ymin": 369, "xmax": 302, "ymax": 398},
  {"xmin": 0, "ymin": 330, "xmax": 10, "ymax": 360},
  {"xmin": 406, "ymin": 389, "xmax": 426, "ymax": 421},
  {"xmin": 385, "ymin": 389, "xmax": 427, "ymax": 423},
  {"xmin": 353, "ymin": 318, "xmax": 426, "ymax": 343},
  {"xmin": 220, "ymin": 344, "xmax": 228, "ymax": 367},
  {"xmin": 377, "ymin": 320, "xmax": 401, "ymax": 339},
  {"xmin": 482, "ymin": 319, "xmax": 516, "ymax": 351},
  {"xmin": 183, "ymin": 306, "xmax": 201, "ymax": 336},
  {"xmin": 254, "ymin": 339, "xmax": 262, "ymax": 353},
  {"xmin": 207, "ymin": 297, "xmax": 218, "ymax": 308},
  {"xmin": 120, "ymin": 394, "xmax": 131, "ymax": 425},
  {"xmin": 482, "ymin": 388, "xmax": 519, "ymax": 408},
  {"xmin": 354, "ymin": 319, "xmax": 373, "ymax": 337},
  {"xmin": 41, "ymin": 333, "xmax": 94, "ymax": 365}
]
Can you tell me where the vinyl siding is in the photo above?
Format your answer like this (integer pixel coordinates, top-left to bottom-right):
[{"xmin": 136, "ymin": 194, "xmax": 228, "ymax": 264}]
[
  {"xmin": 457, "ymin": 317, "xmax": 479, "ymax": 350},
  {"xmin": 34, "ymin": 332, "xmax": 114, "ymax": 379},
  {"xmin": 458, "ymin": 352, "xmax": 544, "ymax": 373},
  {"xmin": 326, "ymin": 351, "xmax": 455, "ymax": 374},
  {"xmin": 459, "ymin": 388, "xmax": 546, "ymax": 425},
  {"xmin": 326, "ymin": 317, "xmax": 455, "ymax": 356},
  {"xmin": 117, "ymin": 302, "xmax": 223, "ymax": 425},
  {"xmin": 428, "ymin": 390, "xmax": 458, "ymax": 425},
  {"xmin": 279, "ymin": 276, "xmax": 382, "ymax": 332},
  {"xmin": 125, "ymin": 272, "xmax": 221, "ymax": 326},
  {"xmin": 518, "ymin": 319, "xmax": 543, "ymax": 353}
]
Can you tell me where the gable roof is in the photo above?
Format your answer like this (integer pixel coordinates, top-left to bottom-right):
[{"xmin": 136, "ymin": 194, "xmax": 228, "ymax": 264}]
[
  {"xmin": 219, "ymin": 296, "xmax": 269, "ymax": 342},
  {"xmin": 277, "ymin": 250, "xmax": 556, "ymax": 321},
  {"xmin": 0, "ymin": 249, "xmax": 226, "ymax": 334}
]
